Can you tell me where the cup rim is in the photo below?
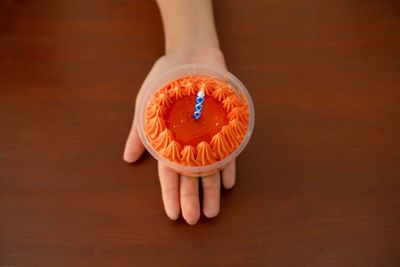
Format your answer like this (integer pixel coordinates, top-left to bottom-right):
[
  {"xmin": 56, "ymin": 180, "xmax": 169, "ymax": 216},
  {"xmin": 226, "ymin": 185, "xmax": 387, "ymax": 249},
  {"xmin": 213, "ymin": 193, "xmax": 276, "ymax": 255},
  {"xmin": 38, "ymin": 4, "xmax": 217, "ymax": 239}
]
[{"xmin": 135, "ymin": 63, "xmax": 255, "ymax": 176}]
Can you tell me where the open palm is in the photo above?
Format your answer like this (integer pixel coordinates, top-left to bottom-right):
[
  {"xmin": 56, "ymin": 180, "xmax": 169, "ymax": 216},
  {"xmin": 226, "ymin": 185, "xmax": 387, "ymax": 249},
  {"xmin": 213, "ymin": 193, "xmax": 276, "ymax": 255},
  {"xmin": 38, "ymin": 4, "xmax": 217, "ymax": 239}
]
[{"xmin": 123, "ymin": 47, "xmax": 236, "ymax": 225}]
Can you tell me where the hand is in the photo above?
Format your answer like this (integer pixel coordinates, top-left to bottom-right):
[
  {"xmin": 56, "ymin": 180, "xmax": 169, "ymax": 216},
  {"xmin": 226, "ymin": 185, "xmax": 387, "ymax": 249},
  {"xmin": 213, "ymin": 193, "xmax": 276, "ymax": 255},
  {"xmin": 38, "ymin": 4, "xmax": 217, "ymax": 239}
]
[{"xmin": 123, "ymin": 47, "xmax": 236, "ymax": 225}]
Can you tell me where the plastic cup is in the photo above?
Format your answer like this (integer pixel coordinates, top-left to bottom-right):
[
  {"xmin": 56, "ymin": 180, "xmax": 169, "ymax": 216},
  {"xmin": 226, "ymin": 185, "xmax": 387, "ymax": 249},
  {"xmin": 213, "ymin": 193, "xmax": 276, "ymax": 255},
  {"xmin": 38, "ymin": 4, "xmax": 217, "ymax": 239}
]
[{"xmin": 136, "ymin": 63, "xmax": 255, "ymax": 177}]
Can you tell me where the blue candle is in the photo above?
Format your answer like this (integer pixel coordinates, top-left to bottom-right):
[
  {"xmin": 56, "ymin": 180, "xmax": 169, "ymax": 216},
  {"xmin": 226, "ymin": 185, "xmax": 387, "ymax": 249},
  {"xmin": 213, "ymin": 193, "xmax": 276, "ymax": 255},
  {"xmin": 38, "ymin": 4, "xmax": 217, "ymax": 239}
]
[{"xmin": 193, "ymin": 86, "xmax": 205, "ymax": 120}]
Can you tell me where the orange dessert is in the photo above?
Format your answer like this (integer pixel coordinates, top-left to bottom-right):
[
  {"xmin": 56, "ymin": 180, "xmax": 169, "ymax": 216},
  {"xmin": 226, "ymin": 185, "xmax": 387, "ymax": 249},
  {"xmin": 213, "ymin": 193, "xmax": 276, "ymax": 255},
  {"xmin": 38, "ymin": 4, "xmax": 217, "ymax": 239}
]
[{"xmin": 145, "ymin": 75, "xmax": 250, "ymax": 166}]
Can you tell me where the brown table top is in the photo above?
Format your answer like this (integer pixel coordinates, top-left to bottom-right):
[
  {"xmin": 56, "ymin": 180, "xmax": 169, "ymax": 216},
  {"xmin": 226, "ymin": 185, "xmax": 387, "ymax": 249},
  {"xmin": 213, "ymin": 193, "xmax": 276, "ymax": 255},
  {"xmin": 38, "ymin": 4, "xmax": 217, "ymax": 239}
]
[{"xmin": 1, "ymin": 0, "xmax": 400, "ymax": 266}]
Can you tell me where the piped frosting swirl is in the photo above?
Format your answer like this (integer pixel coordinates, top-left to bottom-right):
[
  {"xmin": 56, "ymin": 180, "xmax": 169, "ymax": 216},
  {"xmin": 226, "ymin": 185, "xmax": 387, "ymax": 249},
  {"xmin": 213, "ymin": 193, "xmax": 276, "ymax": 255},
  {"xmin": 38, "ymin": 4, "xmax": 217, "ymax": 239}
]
[
  {"xmin": 152, "ymin": 129, "xmax": 173, "ymax": 150},
  {"xmin": 181, "ymin": 145, "xmax": 197, "ymax": 166},
  {"xmin": 168, "ymin": 82, "xmax": 184, "ymax": 100},
  {"xmin": 222, "ymin": 95, "xmax": 241, "ymax": 112},
  {"xmin": 145, "ymin": 115, "xmax": 165, "ymax": 139},
  {"xmin": 228, "ymin": 106, "xmax": 249, "ymax": 124},
  {"xmin": 161, "ymin": 140, "xmax": 182, "ymax": 163},
  {"xmin": 210, "ymin": 133, "xmax": 231, "ymax": 160},
  {"xmin": 157, "ymin": 91, "xmax": 173, "ymax": 107},
  {"xmin": 220, "ymin": 125, "xmax": 240, "ymax": 150},
  {"xmin": 196, "ymin": 141, "xmax": 217, "ymax": 166},
  {"xmin": 146, "ymin": 103, "xmax": 166, "ymax": 119},
  {"xmin": 181, "ymin": 78, "xmax": 197, "ymax": 96},
  {"xmin": 212, "ymin": 86, "xmax": 231, "ymax": 101},
  {"xmin": 198, "ymin": 79, "xmax": 216, "ymax": 96},
  {"xmin": 229, "ymin": 119, "xmax": 247, "ymax": 140}
]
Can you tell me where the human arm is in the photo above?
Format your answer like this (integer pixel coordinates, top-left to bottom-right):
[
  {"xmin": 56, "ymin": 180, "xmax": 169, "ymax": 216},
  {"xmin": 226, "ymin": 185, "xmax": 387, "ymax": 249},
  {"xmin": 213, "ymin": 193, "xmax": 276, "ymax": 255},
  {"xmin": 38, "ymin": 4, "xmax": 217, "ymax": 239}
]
[{"xmin": 123, "ymin": 0, "xmax": 235, "ymax": 225}]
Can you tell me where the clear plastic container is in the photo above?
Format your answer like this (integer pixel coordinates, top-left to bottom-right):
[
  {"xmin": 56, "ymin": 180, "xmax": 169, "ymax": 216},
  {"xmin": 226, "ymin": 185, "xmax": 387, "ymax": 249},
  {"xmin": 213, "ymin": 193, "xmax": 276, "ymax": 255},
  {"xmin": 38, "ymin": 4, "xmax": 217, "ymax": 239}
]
[{"xmin": 136, "ymin": 63, "xmax": 255, "ymax": 177}]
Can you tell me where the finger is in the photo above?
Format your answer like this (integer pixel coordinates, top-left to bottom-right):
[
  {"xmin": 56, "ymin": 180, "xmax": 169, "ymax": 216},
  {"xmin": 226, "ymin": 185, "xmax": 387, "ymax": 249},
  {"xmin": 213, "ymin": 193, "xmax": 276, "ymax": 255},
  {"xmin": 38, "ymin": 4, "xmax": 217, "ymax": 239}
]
[
  {"xmin": 222, "ymin": 160, "xmax": 236, "ymax": 189},
  {"xmin": 180, "ymin": 175, "xmax": 200, "ymax": 225},
  {"xmin": 158, "ymin": 162, "xmax": 180, "ymax": 220},
  {"xmin": 123, "ymin": 119, "xmax": 145, "ymax": 163},
  {"xmin": 202, "ymin": 172, "xmax": 221, "ymax": 218}
]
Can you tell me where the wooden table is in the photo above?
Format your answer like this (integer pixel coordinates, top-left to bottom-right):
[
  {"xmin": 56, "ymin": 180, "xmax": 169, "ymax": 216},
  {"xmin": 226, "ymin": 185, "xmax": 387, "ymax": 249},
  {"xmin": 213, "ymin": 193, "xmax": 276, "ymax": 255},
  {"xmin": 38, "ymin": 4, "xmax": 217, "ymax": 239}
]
[{"xmin": 1, "ymin": 0, "xmax": 399, "ymax": 266}]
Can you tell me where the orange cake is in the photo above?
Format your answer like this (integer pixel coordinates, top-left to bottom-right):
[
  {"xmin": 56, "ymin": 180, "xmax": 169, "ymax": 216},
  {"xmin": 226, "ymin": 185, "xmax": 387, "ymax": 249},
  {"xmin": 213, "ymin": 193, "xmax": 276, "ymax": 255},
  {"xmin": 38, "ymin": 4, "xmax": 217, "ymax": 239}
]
[{"xmin": 144, "ymin": 75, "xmax": 250, "ymax": 166}]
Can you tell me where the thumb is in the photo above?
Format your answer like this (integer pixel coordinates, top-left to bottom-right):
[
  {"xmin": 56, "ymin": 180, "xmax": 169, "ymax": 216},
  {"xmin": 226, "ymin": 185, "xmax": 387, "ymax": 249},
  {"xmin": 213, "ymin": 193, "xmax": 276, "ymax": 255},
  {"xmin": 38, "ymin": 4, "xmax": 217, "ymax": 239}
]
[
  {"xmin": 123, "ymin": 118, "xmax": 145, "ymax": 163},
  {"xmin": 123, "ymin": 59, "xmax": 166, "ymax": 163}
]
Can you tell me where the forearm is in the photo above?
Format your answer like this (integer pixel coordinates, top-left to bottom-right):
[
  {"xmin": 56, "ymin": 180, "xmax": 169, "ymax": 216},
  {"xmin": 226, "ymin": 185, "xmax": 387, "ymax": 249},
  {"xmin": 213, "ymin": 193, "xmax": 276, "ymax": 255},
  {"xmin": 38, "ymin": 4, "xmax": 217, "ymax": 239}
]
[{"xmin": 156, "ymin": 0, "xmax": 220, "ymax": 54}]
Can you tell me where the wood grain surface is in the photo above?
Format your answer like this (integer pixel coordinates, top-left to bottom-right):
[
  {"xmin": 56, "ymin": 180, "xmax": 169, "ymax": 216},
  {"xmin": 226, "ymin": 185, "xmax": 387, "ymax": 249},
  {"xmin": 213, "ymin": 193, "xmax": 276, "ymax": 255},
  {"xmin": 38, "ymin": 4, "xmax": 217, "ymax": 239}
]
[{"xmin": 1, "ymin": 0, "xmax": 400, "ymax": 266}]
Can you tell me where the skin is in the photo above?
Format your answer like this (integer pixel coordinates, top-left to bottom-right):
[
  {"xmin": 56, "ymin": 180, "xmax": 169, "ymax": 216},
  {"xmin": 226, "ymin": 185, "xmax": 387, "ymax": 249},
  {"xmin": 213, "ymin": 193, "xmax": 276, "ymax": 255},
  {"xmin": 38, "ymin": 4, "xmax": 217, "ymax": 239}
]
[{"xmin": 123, "ymin": 0, "xmax": 235, "ymax": 225}]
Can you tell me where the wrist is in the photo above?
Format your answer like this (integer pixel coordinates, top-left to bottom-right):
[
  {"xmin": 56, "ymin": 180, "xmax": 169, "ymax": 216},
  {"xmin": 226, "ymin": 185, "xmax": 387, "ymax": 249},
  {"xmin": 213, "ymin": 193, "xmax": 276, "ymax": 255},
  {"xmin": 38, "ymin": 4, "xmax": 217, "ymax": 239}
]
[
  {"xmin": 157, "ymin": 0, "xmax": 220, "ymax": 55},
  {"xmin": 166, "ymin": 39, "xmax": 220, "ymax": 56},
  {"xmin": 165, "ymin": 46, "xmax": 226, "ymax": 69}
]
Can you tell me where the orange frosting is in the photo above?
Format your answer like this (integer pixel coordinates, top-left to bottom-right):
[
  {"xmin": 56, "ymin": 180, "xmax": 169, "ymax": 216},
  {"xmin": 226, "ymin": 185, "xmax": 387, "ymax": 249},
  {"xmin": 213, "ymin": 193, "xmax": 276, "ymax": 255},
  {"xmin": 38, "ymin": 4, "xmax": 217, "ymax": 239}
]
[
  {"xmin": 181, "ymin": 78, "xmax": 197, "ymax": 96},
  {"xmin": 198, "ymin": 79, "xmax": 217, "ymax": 96},
  {"xmin": 228, "ymin": 106, "xmax": 249, "ymax": 124},
  {"xmin": 144, "ymin": 75, "xmax": 250, "ymax": 167},
  {"xmin": 168, "ymin": 82, "xmax": 184, "ymax": 100},
  {"xmin": 196, "ymin": 141, "xmax": 216, "ymax": 165},
  {"xmin": 152, "ymin": 128, "xmax": 173, "ymax": 150},
  {"xmin": 146, "ymin": 103, "xmax": 166, "ymax": 119},
  {"xmin": 222, "ymin": 95, "xmax": 241, "ymax": 112},
  {"xmin": 146, "ymin": 115, "xmax": 165, "ymax": 139},
  {"xmin": 220, "ymin": 125, "xmax": 240, "ymax": 150},
  {"xmin": 181, "ymin": 145, "xmax": 197, "ymax": 166},
  {"xmin": 229, "ymin": 119, "xmax": 247, "ymax": 140},
  {"xmin": 157, "ymin": 91, "xmax": 173, "ymax": 107},
  {"xmin": 161, "ymin": 140, "xmax": 182, "ymax": 163},
  {"xmin": 210, "ymin": 133, "xmax": 231, "ymax": 160},
  {"xmin": 212, "ymin": 86, "xmax": 231, "ymax": 101}
]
